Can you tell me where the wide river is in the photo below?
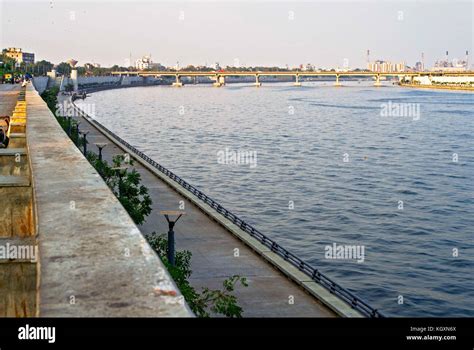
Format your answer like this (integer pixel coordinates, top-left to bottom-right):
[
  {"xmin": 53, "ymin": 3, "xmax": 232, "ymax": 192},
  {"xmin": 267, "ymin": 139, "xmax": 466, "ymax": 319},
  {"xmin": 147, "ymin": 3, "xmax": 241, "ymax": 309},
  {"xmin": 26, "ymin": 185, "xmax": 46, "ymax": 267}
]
[{"xmin": 77, "ymin": 82, "xmax": 473, "ymax": 317}]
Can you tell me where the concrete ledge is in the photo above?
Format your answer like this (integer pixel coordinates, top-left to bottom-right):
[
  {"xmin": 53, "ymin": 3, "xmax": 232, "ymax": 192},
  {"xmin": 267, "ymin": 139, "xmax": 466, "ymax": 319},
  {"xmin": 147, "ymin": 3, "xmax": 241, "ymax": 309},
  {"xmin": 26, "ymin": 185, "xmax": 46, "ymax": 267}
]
[
  {"xmin": 0, "ymin": 175, "xmax": 30, "ymax": 187},
  {"xmin": 0, "ymin": 186, "xmax": 34, "ymax": 237},
  {"xmin": 0, "ymin": 148, "xmax": 27, "ymax": 156},
  {"xmin": 26, "ymin": 86, "xmax": 192, "ymax": 317},
  {"xmin": 75, "ymin": 101, "xmax": 363, "ymax": 318}
]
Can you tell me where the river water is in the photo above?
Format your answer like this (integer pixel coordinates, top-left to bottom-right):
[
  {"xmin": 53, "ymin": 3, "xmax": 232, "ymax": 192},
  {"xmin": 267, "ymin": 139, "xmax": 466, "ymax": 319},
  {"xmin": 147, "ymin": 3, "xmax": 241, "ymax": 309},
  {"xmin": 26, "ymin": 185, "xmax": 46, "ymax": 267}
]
[{"xmin": 76, "ymin": 82, "xmax": 474, "ymax": 317}]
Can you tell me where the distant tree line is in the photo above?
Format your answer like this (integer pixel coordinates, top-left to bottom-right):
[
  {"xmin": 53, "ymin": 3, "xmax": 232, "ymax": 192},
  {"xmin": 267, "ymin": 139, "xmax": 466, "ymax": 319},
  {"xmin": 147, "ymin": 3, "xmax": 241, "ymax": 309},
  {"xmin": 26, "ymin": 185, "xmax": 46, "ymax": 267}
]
[{"xmin": 1, "ymin": 52, "xmax": 372, "ymax": 79}]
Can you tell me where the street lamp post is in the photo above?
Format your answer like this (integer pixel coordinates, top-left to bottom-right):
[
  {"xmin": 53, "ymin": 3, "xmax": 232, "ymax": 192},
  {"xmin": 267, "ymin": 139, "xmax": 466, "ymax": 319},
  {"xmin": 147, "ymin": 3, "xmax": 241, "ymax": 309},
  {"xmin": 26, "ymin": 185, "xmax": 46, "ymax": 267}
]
[
  {"xmin": 81, "ymin": 131, "xmax": 89, "ymax": 155},
  {"xmin": 75, "ymin": 121, "xmax": 81, "ymax": 146},
  {"xmin": 160, "ymin": 211, "xmax": 186, "ymax": 266},
  {"xmin": 66, "ymin": 116, "xmax": 72, "ymax": 136},
  {"xmin": 94, "ymin": 142, "xmax": 108, "ymax": 161}
]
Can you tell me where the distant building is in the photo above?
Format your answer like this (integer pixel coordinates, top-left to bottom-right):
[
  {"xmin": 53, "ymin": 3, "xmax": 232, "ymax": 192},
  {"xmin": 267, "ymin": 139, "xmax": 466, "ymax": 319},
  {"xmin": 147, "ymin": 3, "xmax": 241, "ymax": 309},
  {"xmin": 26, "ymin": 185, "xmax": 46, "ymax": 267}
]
[
  {"xmin": 3, "ymin": 47, "xmax": 35, "ymax": 65},
  {"xmin": 414, "ymin": 61, "xmax": 424, "ymax": 72},
  {"xmin": 135, "ymin": 55, "xmax": 153, "ymax": 70},
  {"xmin": 367, "ymin": 60, "xmax": 405, "ymax": 72},
  {"xmin": 432, "ymin": 58, "xmax": 467, "ymax": 72}
]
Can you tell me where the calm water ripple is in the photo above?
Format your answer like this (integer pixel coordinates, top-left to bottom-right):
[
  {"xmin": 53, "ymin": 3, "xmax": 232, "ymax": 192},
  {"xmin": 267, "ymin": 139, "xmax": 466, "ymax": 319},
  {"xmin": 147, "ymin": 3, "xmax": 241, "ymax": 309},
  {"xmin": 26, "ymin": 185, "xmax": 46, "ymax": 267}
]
[{"xmin": 77, "ymin": 82, "xmax": 474, "ymax": 317}]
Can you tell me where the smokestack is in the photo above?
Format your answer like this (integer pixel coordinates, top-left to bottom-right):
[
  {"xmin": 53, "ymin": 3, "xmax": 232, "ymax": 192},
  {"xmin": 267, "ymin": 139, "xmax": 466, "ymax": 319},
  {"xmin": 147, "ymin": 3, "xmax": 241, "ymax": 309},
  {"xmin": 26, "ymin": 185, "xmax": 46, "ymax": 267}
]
[
  {"xmin": 367, "ymin": 49, "xmax": 370, "ymax": 63},
  {"xmin": 421, "ymin": 52, "xmax": 424, "ymax": 71}
]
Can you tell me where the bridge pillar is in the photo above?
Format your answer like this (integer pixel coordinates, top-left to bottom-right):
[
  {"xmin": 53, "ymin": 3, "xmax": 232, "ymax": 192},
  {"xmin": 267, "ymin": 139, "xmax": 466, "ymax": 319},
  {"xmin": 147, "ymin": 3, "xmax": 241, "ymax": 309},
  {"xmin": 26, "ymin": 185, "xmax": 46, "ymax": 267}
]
[
  {"xmin": 374, "ymin": 74, "xmax": 382, "ymax": 87},
  {"xmin": 294, "ymin": 74, "xmax": 302, "ymax": 86},
  {"xmin": 172, "ymin": 75, "xmax": 183, "ymax": 87},
  {"xmin": 254, "ymin": 75, "xmax": 262, "ymax": 87},
  {"xmin": 334, "ymin": 74, "xmax": 342, "ymax": 87},
  {"xmin": 213, "ymin": 75, "xmax": 225, "ymax": 87}
]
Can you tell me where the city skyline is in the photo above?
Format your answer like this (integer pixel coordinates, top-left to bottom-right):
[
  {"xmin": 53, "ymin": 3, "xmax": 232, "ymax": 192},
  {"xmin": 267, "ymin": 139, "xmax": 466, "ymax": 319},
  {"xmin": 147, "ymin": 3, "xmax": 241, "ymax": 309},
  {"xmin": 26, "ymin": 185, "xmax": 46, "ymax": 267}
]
[{"xmin": 1, "ymin": 0, "xmax": 472, "ymax": 68}]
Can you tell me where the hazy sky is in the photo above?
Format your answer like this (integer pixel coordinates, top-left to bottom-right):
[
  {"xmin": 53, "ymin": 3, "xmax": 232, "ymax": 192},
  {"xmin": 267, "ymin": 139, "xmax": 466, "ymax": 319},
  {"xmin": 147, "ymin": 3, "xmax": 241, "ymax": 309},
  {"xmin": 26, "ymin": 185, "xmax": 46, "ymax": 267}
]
[{"xmin": 1, "ymin": 0, "xmax": 472, "ymax": 68}]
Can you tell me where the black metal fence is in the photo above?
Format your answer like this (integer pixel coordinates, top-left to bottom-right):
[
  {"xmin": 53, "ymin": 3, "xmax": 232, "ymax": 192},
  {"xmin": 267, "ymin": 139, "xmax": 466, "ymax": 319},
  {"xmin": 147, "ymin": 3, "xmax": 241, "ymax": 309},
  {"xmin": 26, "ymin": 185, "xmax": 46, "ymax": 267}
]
[{"xmin": 71, "ymin": 97, "xmax": 385, "ymax": 318}]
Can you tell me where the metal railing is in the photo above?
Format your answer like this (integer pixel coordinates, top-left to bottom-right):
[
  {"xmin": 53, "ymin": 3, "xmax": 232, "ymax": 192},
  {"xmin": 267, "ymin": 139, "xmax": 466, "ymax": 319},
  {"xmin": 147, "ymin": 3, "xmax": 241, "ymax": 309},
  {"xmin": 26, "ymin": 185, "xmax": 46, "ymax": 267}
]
[{"xmin": 71, "ymin": 97, "xmax": 385, "ymax": 318}]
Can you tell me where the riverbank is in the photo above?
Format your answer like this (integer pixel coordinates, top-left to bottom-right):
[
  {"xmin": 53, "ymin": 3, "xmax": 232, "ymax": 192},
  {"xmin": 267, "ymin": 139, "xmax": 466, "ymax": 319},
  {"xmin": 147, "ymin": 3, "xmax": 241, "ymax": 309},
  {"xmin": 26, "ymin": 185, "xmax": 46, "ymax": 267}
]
[{"xmin": 399, "ymin": 83, "xmax": 474, "ymax": 91}]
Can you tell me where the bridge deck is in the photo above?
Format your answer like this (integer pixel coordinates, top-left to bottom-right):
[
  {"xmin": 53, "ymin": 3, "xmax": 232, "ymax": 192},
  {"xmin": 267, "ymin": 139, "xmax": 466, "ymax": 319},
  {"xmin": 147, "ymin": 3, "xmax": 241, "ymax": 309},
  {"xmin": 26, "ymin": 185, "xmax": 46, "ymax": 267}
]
[{"xmin": 62, "ymin": 94, "xmax": 337, "ymax": 317}]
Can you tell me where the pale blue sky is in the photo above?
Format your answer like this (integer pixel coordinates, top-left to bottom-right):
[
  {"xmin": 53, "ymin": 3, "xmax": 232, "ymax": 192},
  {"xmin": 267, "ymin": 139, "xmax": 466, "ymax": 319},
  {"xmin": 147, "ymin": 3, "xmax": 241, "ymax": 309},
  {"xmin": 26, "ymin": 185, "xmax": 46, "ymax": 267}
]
[{"xmin": 1, "ymin": 0, "xmax": 472, "ymax": 68}]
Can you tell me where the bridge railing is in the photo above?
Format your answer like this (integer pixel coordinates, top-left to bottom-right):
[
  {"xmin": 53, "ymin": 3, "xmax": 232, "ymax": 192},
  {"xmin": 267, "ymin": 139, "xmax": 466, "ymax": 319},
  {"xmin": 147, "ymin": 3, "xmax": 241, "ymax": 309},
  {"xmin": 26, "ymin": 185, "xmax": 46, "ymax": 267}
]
[{"xmin": 71, "ymin": 95, "xmax": 385, "ymax": 318}]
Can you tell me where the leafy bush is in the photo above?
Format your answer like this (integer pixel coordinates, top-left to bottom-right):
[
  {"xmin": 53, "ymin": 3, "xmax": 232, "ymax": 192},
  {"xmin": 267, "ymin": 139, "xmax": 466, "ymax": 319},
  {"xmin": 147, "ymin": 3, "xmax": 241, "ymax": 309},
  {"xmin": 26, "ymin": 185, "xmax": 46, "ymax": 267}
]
[
  {"xmin": 145, "ymin": 233, "xmax": 248, "ymax": 318},
  {"xmin": 86, "ymin": 152, "xmax": 152, "ymax": 225},
  {"xmin": 40, "ymin": 87, "xmax": 60, "ymax": 113}
]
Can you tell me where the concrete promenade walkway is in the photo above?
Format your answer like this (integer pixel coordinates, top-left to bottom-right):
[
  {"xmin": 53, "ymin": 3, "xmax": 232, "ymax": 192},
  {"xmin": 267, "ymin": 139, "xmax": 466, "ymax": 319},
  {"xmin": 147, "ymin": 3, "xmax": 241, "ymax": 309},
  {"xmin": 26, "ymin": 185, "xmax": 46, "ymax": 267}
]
[
  {"xmin": 0, "ymin": 85, "xmax": 20, "ymax": 115},
  {"xmin": 63, "ymin": 95, "xmax": 337, "ymax": 317}
]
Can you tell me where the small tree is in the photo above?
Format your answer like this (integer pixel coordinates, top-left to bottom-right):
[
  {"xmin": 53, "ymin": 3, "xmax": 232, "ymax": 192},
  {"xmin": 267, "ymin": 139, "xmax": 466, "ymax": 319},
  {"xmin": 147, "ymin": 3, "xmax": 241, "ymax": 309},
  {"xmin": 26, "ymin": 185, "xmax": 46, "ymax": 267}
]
[{"xmin": 86, "ymin": 153, "xmax": 152, "ymax": 225}]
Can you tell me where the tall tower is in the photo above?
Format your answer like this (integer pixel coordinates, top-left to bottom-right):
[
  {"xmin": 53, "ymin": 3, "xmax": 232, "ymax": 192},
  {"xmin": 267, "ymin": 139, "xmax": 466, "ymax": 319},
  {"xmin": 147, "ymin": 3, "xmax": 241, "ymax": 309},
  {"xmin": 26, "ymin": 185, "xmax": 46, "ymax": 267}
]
[
  {"xmin": 421, "ymin": 52, "xmax": 425, "ymax": 71},
  {"xmin": 366, "ymin": 49, "xmax": 370, "ymax": 70},
  {"xmin": 466, "ymin": 50, "xmax": 469, "ymax": 70}
]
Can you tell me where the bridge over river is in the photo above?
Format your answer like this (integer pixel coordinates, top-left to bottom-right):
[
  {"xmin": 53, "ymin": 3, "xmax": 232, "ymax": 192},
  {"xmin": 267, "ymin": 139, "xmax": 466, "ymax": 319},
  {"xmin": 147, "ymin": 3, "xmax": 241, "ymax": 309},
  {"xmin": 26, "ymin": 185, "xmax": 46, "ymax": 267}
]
[{"xmin": 111, "ymin": 70, "xmax": 474, "ymax": 87}]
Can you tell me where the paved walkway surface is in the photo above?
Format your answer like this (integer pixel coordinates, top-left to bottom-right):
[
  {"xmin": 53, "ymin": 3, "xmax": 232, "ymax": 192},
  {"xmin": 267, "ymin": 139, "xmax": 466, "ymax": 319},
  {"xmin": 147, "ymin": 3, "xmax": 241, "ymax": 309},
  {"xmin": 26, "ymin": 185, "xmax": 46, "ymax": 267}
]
[
  {"xmin": 63, "ymin": 94, "xmax": 335, "ymax": 317},
  {"xmin": 0, "ymin": 84, "xmax": 20, "ymax": 115}
]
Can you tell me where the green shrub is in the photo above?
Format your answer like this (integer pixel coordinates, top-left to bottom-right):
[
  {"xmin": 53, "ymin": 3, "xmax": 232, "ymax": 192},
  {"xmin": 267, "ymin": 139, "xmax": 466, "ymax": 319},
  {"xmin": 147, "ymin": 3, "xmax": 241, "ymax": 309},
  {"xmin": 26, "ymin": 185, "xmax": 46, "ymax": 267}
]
[{"xmin": 145, "ymin": 233, "xmax": 248, "ymax": 318}]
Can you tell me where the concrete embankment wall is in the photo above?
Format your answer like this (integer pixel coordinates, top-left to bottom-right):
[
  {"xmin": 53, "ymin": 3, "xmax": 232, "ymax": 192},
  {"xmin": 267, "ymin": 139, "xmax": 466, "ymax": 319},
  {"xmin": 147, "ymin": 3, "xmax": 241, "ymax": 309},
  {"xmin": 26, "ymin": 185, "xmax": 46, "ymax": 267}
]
[
  {"xmin": 413, "ymin": 75, "xmax": 474, "ymax": 85},
  {"xmin": 78, "ymin": 76, "xmax": 121, "ymax": 85},
  {"xmin": 25, "ymin": 84, "xmax": 192, "ymax": 317}
]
